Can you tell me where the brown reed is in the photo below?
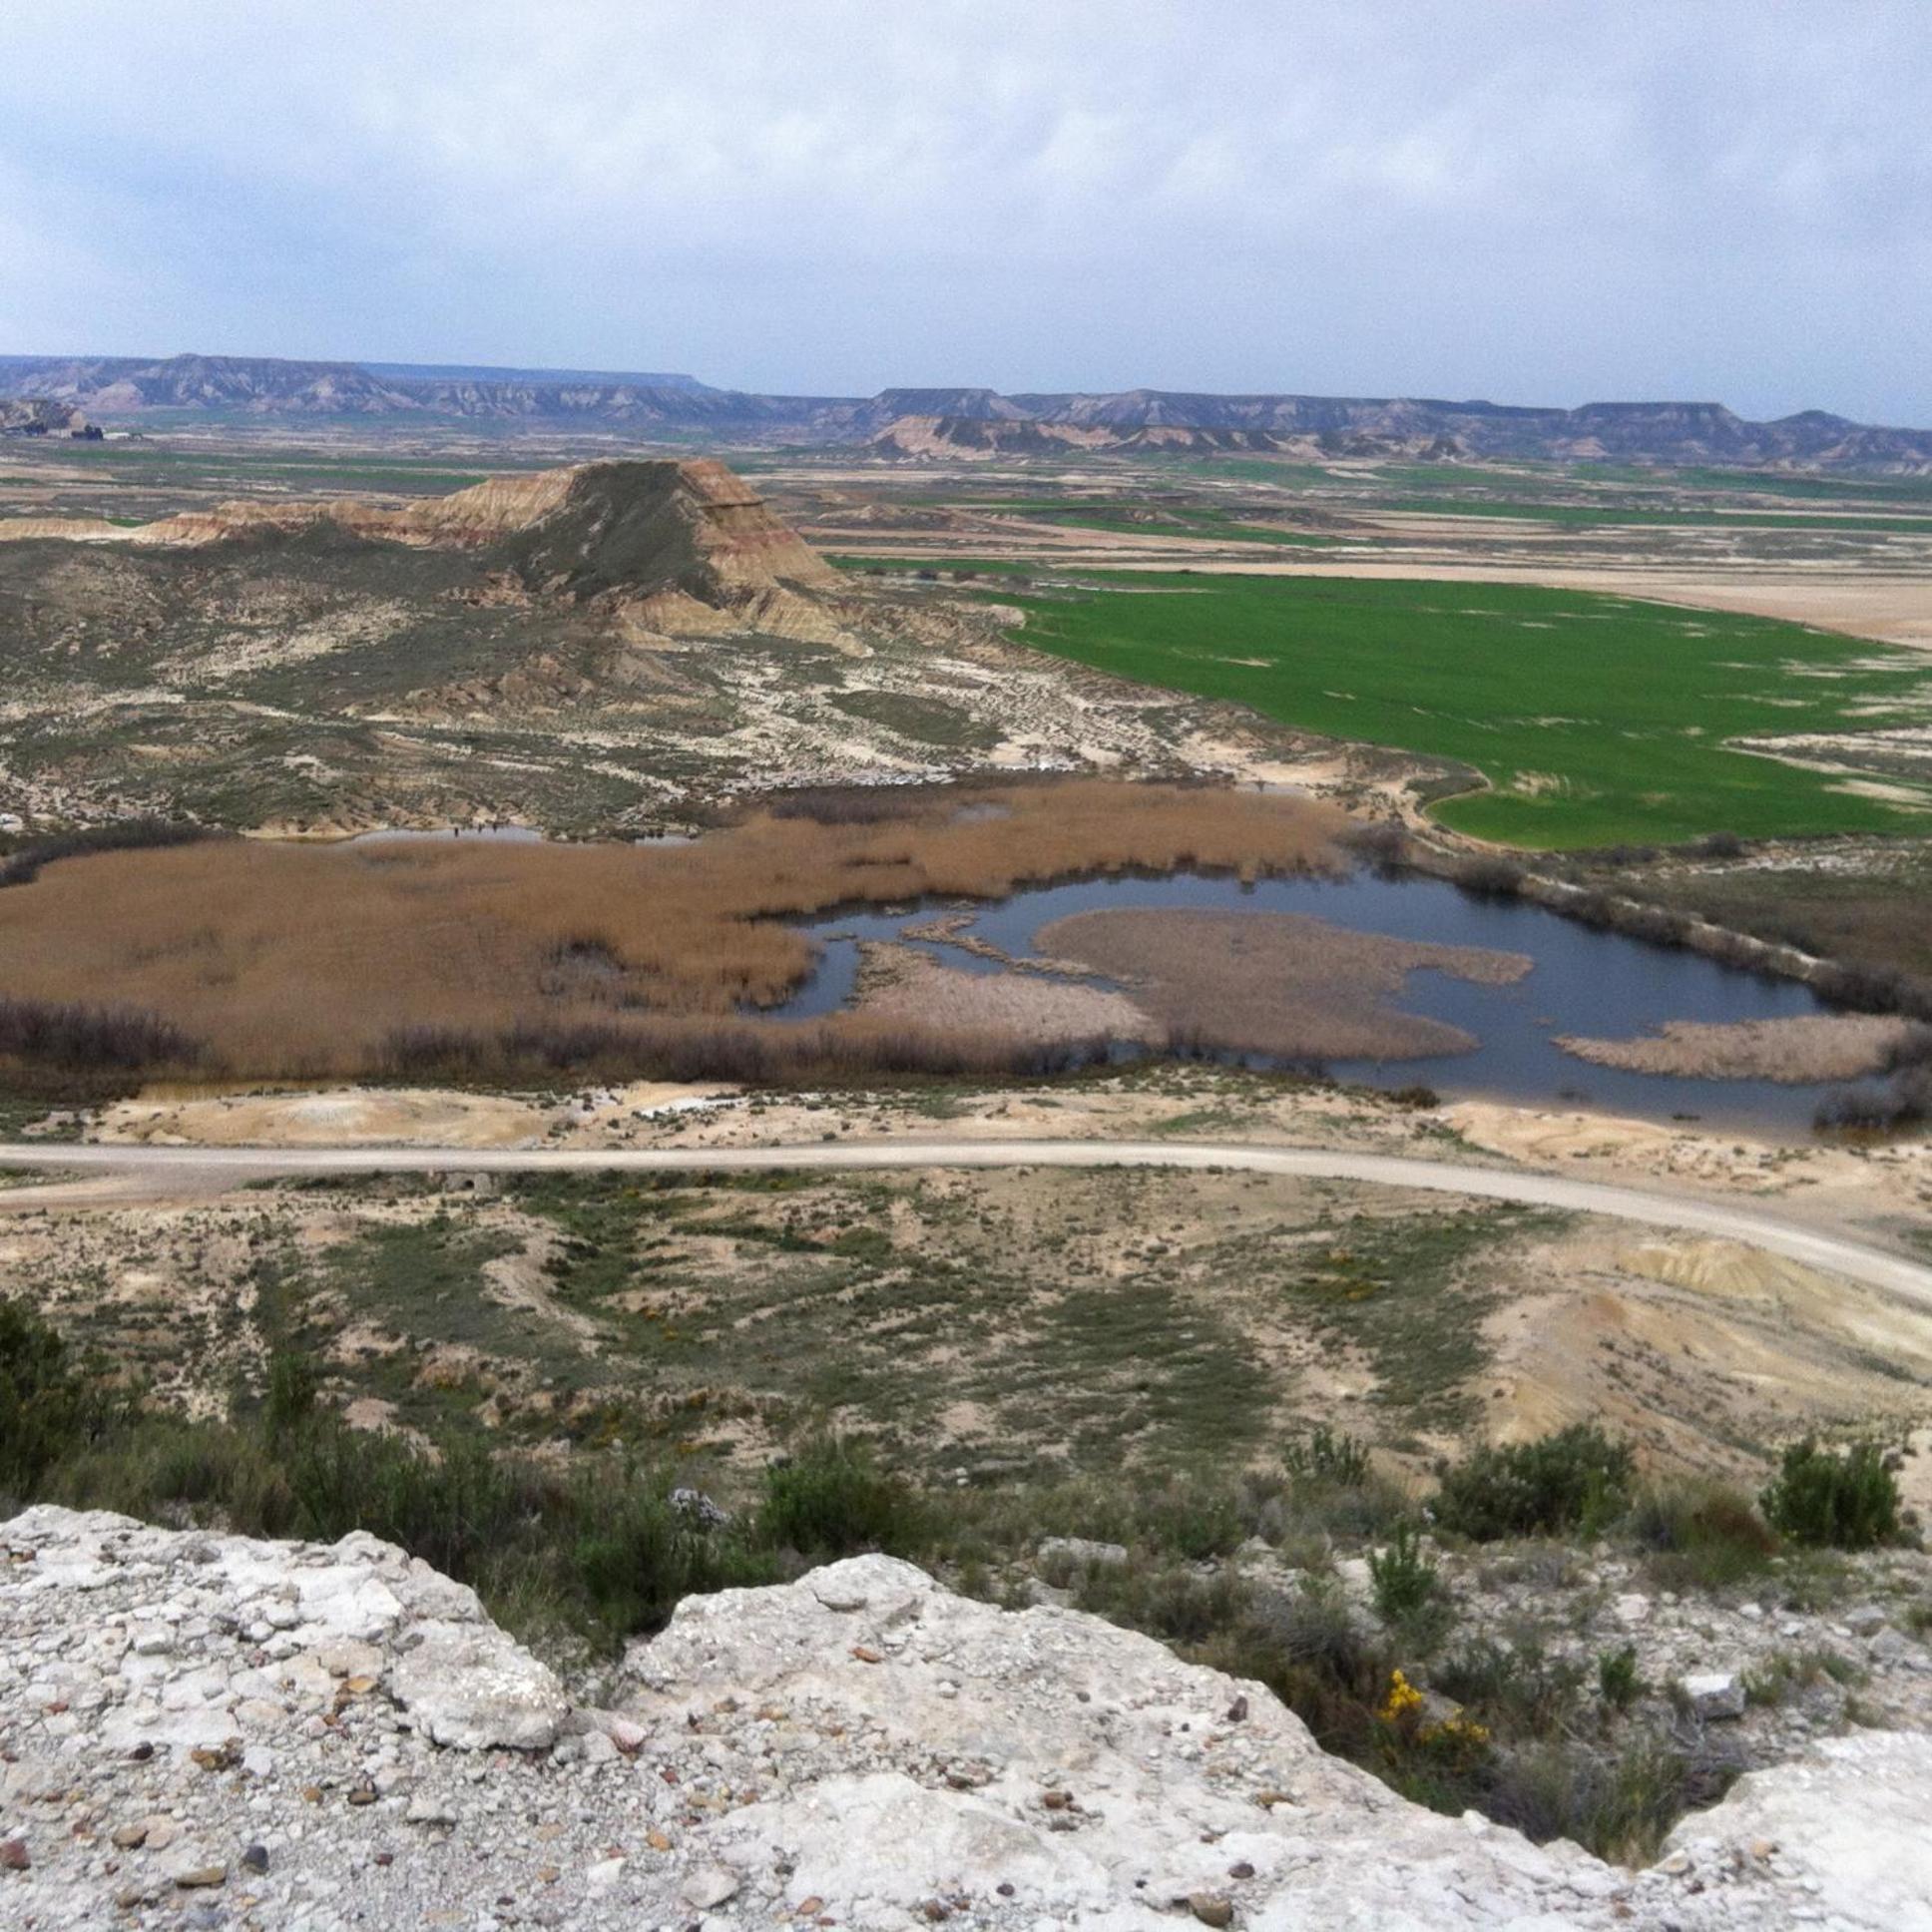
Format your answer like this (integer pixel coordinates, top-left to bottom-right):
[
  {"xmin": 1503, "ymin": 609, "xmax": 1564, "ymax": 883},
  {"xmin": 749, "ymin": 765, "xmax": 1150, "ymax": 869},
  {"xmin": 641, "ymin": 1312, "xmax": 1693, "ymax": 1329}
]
[{"xmin": 0, "ymin": 781, "xmax": 1346, "ymax": 1080}]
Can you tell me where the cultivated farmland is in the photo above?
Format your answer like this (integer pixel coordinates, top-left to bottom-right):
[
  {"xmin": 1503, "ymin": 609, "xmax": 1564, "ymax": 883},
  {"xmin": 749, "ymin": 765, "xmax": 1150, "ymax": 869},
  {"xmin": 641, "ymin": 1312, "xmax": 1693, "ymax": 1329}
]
[{"xmin": 999, "ymin": 573, "xmax": 1932, "ymax": 847}]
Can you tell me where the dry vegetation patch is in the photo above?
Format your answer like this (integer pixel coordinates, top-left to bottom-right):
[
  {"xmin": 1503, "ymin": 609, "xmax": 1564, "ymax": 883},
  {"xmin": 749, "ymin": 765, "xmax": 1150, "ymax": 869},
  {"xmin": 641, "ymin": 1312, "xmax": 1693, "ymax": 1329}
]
[
  {"xmin": 1555, "ymin": 1014, "xmax": 1921, "ymax": 1084},
  {"xmin": 0, "ymin": 782, "xmax": 1344, "ymax": 1080},
  {"xmin": 1035, "ymin": 907, "xmax": 1531, "ymax": 1061},
  {"xmin": 851, "ymin": 941, "xmax": 1159, "ymax": 1045}
]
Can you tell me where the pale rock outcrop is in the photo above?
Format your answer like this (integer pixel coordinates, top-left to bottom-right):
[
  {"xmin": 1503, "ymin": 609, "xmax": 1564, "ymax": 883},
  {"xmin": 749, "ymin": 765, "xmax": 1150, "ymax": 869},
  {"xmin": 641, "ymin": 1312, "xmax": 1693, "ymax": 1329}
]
[{"xmin": 0, "ymin": 1511, "xmax": 1925, "ymax": 1929}]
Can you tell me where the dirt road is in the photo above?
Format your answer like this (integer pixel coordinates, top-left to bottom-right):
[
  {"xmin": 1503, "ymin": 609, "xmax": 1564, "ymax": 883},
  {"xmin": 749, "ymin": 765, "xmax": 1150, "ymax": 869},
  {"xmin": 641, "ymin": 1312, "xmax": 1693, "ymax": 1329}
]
[{"xmin": 3, "ymin": 1137, "xmax": 1928, "ymax": 1305}]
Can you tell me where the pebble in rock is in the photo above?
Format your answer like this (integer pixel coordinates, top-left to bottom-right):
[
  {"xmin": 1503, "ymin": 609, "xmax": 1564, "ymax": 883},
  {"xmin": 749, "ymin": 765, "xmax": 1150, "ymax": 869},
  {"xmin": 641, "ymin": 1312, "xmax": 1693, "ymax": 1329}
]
[{"xmin": 682, "ymin": 1864, "xmax": 741, "ymax": 1909}]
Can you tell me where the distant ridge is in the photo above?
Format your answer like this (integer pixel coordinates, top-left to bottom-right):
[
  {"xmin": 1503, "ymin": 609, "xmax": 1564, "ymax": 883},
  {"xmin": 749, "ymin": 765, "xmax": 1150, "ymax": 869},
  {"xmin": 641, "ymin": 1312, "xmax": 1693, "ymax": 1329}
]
[
  {"xmin": 359, "ymin": 361, "xmax": 709, "ymax": 390},
  {"xmin": 2, "ymin": 351, "xmax": 1930, "ymax": 472}
]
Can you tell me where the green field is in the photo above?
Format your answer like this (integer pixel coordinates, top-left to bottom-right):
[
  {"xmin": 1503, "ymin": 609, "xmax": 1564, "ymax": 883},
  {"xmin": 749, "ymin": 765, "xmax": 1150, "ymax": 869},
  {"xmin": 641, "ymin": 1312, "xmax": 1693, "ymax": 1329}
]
[{"xmin": 992, "ymin": 573, "xmax": 1932, "ymax": 847}]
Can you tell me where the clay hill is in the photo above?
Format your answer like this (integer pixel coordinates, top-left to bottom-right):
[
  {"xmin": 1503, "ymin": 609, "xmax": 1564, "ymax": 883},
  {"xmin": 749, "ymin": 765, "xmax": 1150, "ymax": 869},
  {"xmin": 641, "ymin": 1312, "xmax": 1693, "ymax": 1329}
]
[
  {"xmin": 2, "ymin": 457, "xmax": 839, "ymax": 627},
  {"xmin": 0, "ymin": 459, "xmax": 920, "ymax": 831},
  {"xmin": 0, "ymin": 454, "xmax": 1245, "ymax": 833},
  {"xmin": 6, "ymin": 351, "xmax": 1932, "ymax": 470}
]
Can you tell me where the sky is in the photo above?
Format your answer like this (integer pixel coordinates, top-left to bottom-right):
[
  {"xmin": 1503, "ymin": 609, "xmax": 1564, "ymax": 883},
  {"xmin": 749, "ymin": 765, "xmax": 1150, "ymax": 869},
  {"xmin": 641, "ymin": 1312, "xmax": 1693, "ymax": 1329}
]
[{"xmin": 4, "ymin": 1, "xmax": 1931, "ymax": 423}]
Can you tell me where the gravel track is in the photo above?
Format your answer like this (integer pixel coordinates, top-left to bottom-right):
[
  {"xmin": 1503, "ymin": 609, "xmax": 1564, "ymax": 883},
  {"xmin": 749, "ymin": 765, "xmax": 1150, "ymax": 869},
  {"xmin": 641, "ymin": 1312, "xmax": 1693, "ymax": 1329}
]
[{"xmin": 2, "ymin": 1135, "xmax": 1929, "ymax": 1305}]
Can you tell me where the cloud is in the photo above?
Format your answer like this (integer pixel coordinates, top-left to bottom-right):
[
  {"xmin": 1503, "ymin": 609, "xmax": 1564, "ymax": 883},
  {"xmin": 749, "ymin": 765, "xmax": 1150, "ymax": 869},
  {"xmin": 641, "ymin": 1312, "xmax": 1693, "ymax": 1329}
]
[{"xmin": 3, "ymin": 1, "xmax": 1929, "ymax": 418}]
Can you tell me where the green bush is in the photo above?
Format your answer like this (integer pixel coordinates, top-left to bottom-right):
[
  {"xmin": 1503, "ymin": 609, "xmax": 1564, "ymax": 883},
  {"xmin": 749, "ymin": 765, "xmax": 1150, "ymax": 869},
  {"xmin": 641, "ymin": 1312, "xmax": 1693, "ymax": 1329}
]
[
  {"xmin": 1369, "ymin": 1520, "xmax": 1444, "ymax": 1629},
  {"xmin": 1433, "ymin": 1426, "xmax": 1635, "ymax": 1542},
  {"xmin": 1283, "ymin": 1426, "xmax": 1371, "ymax": 1487},
  {"xmin": 1071, "ymin": 1559, "xmax": 1249, "ymax": 1647},
  {"xmin": 1759, "ymin": 1439, "xmax": 1900, "ymax": 1550},
  {"xmin": 45, "ymin": 1416, "xmax": 296, "ymax": 1536},
  {"xmin": 1598, "ymin": 1645, "xmax": 1643, "ymax": 1712},
  {"xmin": 262, "ymin": 1352, "xmax": 318, "ymax": 1443},
  {"xmin": 1434, "ymin": 1635, "xmax": 1586, "ymax": 1740},
  {"xmin": 285, "ymin": 1422, "xmax": 535, "ymax": 1581},
  {"xmin": 757, "ymin": 1438, "xmax": 921, "ymax": 1558},
  {"xmin": 1274, "ymin": 1427, "xmax": 1409, "ymax": 1545},
  {"xmin": 570, "ymin": 1474, "xmax": 777, "ymax": 1638},
  {"xmin": 0, "ymin": 1296, "xmax": 129, "ymax": 1501},
  {"xmin": 1208, "ymin": 1581, "xmax": 1393, "ymax": 1760},
  {"xmin": 1479, "ymin": 1736, "xmax": 1694, "ymax": 1865},
  {"xmin": 1130, "ymin": 1479, "xmax": 1246, "ymax": 1562}
]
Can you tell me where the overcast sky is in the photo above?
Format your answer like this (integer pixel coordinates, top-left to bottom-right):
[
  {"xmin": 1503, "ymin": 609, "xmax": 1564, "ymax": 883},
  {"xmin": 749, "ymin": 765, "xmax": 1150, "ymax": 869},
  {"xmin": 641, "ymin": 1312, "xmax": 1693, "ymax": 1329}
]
[{"xmin": 4, "ymin": 2, "xmax": 1930, "ymax": 421}]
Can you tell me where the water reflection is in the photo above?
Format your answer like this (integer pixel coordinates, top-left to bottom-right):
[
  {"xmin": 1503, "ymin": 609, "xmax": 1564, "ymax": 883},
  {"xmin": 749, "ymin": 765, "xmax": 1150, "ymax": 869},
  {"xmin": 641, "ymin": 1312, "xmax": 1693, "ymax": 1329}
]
[{"xmin": 768, "ymin": 867, "xmax": 1875, "ymax": 1137}]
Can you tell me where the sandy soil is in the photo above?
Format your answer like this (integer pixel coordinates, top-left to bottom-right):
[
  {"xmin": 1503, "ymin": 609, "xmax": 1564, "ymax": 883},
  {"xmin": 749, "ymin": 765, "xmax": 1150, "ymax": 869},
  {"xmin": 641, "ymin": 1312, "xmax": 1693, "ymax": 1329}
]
[
  {"xmin": 96, "ymin": 1083, "xmax": 730, "ymax": 1149},
  {"xmin": 1480, "ymin": 1223, "xmax": 1932, "ymax": 1477},
  {"xmin": 1034, "ymin": 907, "xmax": 1530, "ymax": 1059},
  {"xmin": 9, "ymin": 1057, "xmax": 1930, "ymax": 1474},
  {"xmin": 1555, "ymin": 1014, "xmax": 1921, "ymax": 1083}
]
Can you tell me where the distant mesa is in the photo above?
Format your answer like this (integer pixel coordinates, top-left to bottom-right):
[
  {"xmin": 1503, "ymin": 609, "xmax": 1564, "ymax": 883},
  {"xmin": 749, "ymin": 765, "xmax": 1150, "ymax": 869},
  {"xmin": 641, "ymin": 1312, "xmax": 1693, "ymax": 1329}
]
[
  {"xmin": 861, "ymin": 412, "xmax": 1465, "ymax": 462},
  {"xmin": 1, "ymin": 351, "xmax": 1930, "ymax": 470}
]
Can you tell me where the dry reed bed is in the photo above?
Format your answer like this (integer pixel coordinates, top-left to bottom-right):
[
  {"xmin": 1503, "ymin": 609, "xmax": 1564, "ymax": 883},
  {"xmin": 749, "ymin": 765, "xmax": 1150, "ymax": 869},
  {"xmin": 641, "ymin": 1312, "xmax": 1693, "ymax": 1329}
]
[
  {"xmin": 0, "ymin": 783, "xmax": 1345, "ymax": 1079},
  {"xmin": 851, "ymin": 941, "xmax": 1161, "ymax": 1046},
  {"xmin": 1035, "ymin": 908, "xmax": 1532, "ymax": 1062},
  {"xmin": 1554, "ymin": 1014, "xmax": 1923, "ymax": 1085}
]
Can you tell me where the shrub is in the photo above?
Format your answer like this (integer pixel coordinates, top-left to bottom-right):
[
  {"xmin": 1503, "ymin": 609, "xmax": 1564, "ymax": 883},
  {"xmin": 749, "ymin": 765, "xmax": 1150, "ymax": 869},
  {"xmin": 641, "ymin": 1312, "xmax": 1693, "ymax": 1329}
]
[
  {"xmin": 1453, "ymin": 857, "xmax": 1526, "ymax": 899},
  {"xmin": 570, "ymin": 1474, "xmax": 776, "ymax": 1637},
  {"xmin": 1743, "ymin": 1647, "xmax": 1860, "ymax": 1707},
  {"xmin": 0, "ymin": 819, "xmax": 214, "ymax": 890},
  {"xmin": 1433, "ymin": 1427, "xmax": 1635, "ymax": 1542},
  {"xmin": 1341, "ymin": 820, "xmax": 1412, "ymax": 869},
  {"xmin": 1690, "ymin": 831, "xmax": 1745, "ymax": 860},
  {"xmin": 1434, "ymin": 1635, "xmax": 1585, "ymax": 1740},
  {"xmin": 1273, "ymin": 1427, "xmax": 1409, "ymax": 1546},
  {"xmin": 0, "ymin": 996, "xmax": 202, "ymax": 1073},
  {"xmin": 757, "ymin": 1438, "xmax": 921, "ymax": 1558},
  {"xmin": 284, "ymin": 1423, "xmax": 534, "ymax": 1582},
  {"xmin": 1072, "ymin": 1559, "xmax": 1249, "ymax": 1647},
  {"xmin": 49, "ymin": 1416, "xmax": 296, "ymax": 1537},
  {"xmin": 1759, "ymin": 1439, "xmax": 1900, "ymax": 1550},
  {"xmin": 1209, "ymin": 1580, "xmax": 1393, "ymax": 1759},
  {"xmin": 1129, "ymin": 1479, "xmax": 1246, "ymax": 1562},
  {"xmin": 1629, "ymin": 1481, "xmax": 1778, "ymax": 1590},
  {"xmin": 1369, "ymin": 1521, "xmax": 1443, "ymax": 1628},
  {"xmin": 262, "ymin": 1352, "xmax": 318, "ymax": 1443},
  {"xmin": 1480, "ymin": 1736, "xmax": 1696, "ymax": 1865},
  {"xmin": 1283, "ymin": 1425, "xmax": 1371, "ymax": 1487},
  {"xmin": 1598, "ymin": 1645, "xmax": 1643, "ymax": 1712},
  {"xmin": 0, "ymin": 1297, "xmax": 128, "ymax": 1500}
]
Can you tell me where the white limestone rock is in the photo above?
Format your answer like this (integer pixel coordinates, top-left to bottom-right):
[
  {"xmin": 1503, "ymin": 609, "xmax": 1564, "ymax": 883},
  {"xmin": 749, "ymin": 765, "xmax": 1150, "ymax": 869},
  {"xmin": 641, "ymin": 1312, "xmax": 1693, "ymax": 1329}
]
[
  {"xmin": 385, "ymin": 1619, "xmax": 567, "ymax": 1751},
  {"xmin": 1681, "ymin": 1671, "xmax": 1747, "ymax": 1720},
  {"xmin": 4, "ymin": 1514, "xmax": 1932, "ymax": 1930}
]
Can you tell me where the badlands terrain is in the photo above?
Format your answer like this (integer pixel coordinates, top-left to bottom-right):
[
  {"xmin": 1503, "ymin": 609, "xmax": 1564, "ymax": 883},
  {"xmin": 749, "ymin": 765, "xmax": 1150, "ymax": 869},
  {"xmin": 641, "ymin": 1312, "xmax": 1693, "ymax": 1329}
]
[{"xmin": 5, "ymin": 367, "xmax": 1932, "ymax": 1919}]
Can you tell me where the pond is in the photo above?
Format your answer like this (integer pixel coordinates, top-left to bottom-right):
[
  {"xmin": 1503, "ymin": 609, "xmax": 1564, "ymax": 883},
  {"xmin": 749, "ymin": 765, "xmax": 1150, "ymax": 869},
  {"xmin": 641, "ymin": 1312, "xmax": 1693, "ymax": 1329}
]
[
  {"xmin": 769, "ymin": 866, "xmax": 1880, "ymax": 1138},
  {"xmin": 345, "ymin": 825, "xmax": 545, "ymax": 846}
]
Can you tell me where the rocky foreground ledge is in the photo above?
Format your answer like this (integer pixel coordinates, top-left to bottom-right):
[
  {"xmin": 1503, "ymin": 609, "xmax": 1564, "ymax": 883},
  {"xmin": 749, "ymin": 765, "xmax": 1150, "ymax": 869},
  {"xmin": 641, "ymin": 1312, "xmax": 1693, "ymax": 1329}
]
[{"xmin": 1, "ymin": 1510, "xmax": 1928, "ymax": 1930}]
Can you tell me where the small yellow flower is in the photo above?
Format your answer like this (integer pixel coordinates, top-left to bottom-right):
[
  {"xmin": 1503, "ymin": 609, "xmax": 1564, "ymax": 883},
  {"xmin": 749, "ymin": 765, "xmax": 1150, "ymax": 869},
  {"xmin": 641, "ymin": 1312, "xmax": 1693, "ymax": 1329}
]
[{"xmin": 1378, "ymin": 1670, "xmax": 1424, "ymax": 1724}]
